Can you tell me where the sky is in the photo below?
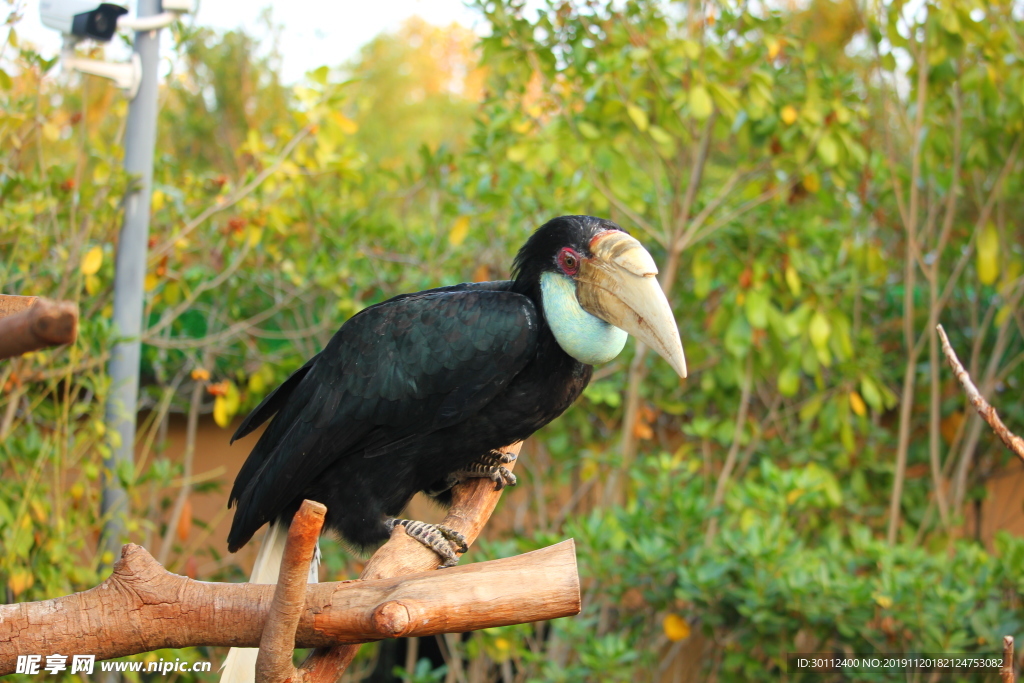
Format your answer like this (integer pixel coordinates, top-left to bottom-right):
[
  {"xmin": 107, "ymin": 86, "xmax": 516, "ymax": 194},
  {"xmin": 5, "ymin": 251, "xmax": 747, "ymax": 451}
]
[{"xmin": 19, "ymin": 0, "xmax": 487, "ymax": 83}]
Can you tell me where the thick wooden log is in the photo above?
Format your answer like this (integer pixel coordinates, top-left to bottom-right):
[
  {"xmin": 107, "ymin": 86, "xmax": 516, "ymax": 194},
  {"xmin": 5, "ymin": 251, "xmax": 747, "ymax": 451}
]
[
  {"xmin": 0, "ymin": 537, "xmax": 579, "ymax": 675},
  {"xmin": 0, "ymin": 295, "xmax": 38, "ymax": 318},
  {"xmin": 298, "ymin": 443, "xmax": 525, "ymax": 682},
  {"xmin": 0, "ymin": 296, "xmax": 78, "ymax": 360}
]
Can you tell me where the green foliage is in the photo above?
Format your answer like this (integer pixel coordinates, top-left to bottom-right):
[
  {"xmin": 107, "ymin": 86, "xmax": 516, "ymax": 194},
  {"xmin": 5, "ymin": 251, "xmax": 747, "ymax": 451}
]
[{"xmin": 2, "ymin": 0, "xmax": 1024, "ymax": 680}]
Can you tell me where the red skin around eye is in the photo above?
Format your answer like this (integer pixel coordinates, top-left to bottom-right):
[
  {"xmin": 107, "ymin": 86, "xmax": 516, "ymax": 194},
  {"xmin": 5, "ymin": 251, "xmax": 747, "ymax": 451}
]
[{"xmin": 557, "ymin": 248, "xmax": 581, "ymax": 276}]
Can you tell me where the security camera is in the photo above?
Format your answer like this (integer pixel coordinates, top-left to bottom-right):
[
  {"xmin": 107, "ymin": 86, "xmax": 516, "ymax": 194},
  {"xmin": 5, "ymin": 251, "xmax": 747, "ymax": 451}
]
[{"xmin": 39, "ymin": 0, "xmax": 128, "ymax": 42}]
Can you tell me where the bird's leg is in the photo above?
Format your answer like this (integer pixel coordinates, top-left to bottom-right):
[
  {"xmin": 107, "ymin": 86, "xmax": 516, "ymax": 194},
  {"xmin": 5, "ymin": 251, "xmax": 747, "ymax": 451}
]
[
  {"xmin": 385, "ymin": 517, "xmax": 468, "ymax": 568},
  {"xmin": 447, "ymin": 449, "xmax": 518, "ymax": 491}
]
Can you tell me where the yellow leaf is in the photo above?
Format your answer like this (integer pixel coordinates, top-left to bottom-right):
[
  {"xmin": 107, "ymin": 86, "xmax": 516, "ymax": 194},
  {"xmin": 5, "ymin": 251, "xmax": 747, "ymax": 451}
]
[
  {"xmin": 626, "ymin": 104, "xmax": 649, "ymax": 132},
  {"xmin": 580, "ymin": 459, "xmax": 599, "ymax": 482},
  {"xmin": 767, "ymin": 38, "xmax": 781, "ymax": 60},
  {"xmin": 332, "ymin": 112, "xmax": 359, "ymax": 135},
  {"xmin": 8, "ymin": 569, "xmax": 33, "ymax": 597},
  {"xmin": 42, "ymin": 122, "xmax": 60, "ymax": 142},
  {"xmin": 849, "ymin": 390, "xmax": 867, "ymax": 417},
  {"xmin": 977, "ymin": 223, "xmax": 999, "ymax": 285},
  {"xmin": 448, "ymin": 216, "xmax": 471, "ymax": 247},
  {"xmin": 663, "ymin": 614, "xmax": 690, "ymax": 641},
  {"xmin": 151, "ymin": 190, "xmax": 165, "ymax": 211},
  {"xmin": 803, "ymin": 172, "xmax": 820, "ymax": 193},
  {"xmin": 506, "ymin": 145, "xmax": 528, "ymax": 163},
  {"xmin": 874, "ymin": 593, "xmax": 893, "ymax": 609},
  {"xmin": 213, "ymin": 395, "xmax": 229, "ymax": 428},
  {"xmin": 247, "ymin": 225, "xmax": 264, "ymax": 247},
  {"xmin": 786, "ymin": 488, "xmax": 804, "ymax": 505},
  {"xmin": 144, "ymin": 273, "xmax": 159, "ymax": 292},
  {"xmin": 84, "ymin": 274, "xmax": 101, "ymax": 296},
  {"xmin": 785, "ymin": 264, "xmax": 802, "ymax": 296},
  {"xmin": 164, "ymin": 281, "xmax": 181, "ymax": 305},
  {"xmin": 81, "ymin": 246, "xmax": 103, "ymax": 275},
  {"xmin": 191, "ymin": 368, "xmax": 210, "ymax": 381},
  {"xmin": 780, "ymin": 105, "xmax": 798, "ymax": 125},
  {"xmin": 223, "ymin": 380, "xmax": 241, "ymax": 416},
  {"xmin": 689, "ymin": 85, "xmax": 713, "ymax": 120}
]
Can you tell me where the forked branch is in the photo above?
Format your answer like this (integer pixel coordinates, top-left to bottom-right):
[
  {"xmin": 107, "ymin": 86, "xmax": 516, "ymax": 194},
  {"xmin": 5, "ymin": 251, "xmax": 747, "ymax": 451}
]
[{"xmin": 0, "ymin": 531, "xmax": 579, "ymax": 675}]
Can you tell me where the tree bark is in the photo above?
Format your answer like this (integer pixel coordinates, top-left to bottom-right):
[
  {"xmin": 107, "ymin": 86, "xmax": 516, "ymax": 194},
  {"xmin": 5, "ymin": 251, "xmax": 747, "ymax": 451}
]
[
  {"xmin": 0, "ymin": 533, "xmax": 579, "ymax": 675},
  {"xmin": 257, "ymin": 500, "xmax": 327, "ymax": 683},
  {"xmin": 0, "ymin": 296, "xmax": 79, "ymax": 361}
]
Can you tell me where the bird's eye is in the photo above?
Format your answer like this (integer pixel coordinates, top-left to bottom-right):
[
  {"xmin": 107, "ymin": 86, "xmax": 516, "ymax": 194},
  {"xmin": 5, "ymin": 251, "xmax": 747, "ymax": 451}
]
[{"xmin": 558, "ymin": 248, "xmax": 580, "ymax": 276}]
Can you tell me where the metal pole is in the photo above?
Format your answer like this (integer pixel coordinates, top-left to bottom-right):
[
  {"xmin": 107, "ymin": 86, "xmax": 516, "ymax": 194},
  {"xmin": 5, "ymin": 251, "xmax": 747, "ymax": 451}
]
[{"xmin": 99, "ymin": 0, "xmax": 162, "ymax": 567}]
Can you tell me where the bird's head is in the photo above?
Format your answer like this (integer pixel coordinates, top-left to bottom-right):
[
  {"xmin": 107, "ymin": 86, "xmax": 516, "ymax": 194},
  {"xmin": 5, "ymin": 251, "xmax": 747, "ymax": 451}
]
[{"xmin": 513, "ymin": 215, "xmax": 687, "ymax": 378}]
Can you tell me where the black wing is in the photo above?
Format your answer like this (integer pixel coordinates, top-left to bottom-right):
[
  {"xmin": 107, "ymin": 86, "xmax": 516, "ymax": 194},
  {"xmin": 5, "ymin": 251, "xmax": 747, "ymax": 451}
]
[{"xmin": 227, "ymin": 286, "xmax": 539, "ymax": 550}]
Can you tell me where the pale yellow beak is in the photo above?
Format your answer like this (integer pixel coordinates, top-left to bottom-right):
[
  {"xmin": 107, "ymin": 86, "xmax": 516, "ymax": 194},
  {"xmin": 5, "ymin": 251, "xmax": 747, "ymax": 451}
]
[{"xmin": 574, "ymin": 231, "xmax": 687, "ymax": 378}]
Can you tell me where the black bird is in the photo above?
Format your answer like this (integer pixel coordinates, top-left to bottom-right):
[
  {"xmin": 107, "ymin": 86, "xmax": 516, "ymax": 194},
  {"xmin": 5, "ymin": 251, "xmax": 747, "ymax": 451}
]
[{"xmin": 220, "ymin": 215, "xmax": 686, "ymax": 681}]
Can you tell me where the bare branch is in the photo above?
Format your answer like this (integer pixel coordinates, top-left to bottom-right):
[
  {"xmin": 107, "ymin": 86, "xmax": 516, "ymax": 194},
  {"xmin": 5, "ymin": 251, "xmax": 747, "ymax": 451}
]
[{"xmin": 937, "ymin": 325, "xmax": 1024, "ymax": 461}]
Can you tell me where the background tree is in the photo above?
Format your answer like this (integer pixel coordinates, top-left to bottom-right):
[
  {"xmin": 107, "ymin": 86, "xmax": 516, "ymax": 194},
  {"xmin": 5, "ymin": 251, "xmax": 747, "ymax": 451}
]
[{"xmin": 2, "ymin": 0, "xmax": 1024, "ymax": 680}]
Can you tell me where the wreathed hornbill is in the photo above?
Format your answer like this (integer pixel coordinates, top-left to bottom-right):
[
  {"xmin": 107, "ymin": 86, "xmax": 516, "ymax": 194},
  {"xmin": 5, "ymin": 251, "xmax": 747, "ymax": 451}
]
[{"xmin": 220, "ymin": 216, "xmax": 685, "ymax": 679}]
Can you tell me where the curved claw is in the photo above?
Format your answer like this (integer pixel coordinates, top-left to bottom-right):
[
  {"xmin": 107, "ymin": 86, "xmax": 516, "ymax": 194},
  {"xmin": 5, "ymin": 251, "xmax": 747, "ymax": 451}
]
[
  {"xmin": 387, "ymin": 518, "xmax": 466, "ymax": 567},
  {"xmin": 490, "ymin": 466, "xmax": 517, "ymax": 491}
]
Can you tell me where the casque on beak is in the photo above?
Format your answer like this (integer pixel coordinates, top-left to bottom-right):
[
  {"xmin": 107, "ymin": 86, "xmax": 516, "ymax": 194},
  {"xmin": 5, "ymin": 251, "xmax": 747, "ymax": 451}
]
[{"xmin": 575, "ymin": 231, "xmax": 687, "ymax": 378}]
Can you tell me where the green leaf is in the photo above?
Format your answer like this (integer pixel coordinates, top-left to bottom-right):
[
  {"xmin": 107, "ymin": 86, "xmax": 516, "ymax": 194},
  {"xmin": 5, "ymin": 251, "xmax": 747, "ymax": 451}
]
[
  {"xmin": 708, "ymin": 83, "xmax": 740, "ymax": 121},
  {"xmin": 0, "ymin": 69, "xmax": 11, "ymax": 91},
  {"xmin": 778, "ymin": 366, "xmax": 800, "ymax": 397},
  {"xmin": 724, "ymin": 315, "xmax": 752, "ymax": 357},
  {"xmin": 808, "ymin": 311, "xmax": 832, "ymax": 350},
  {"xmin": 817, "ymin": 134, "xmax": 839, "ymax": 167},
  {"xmin": 648, "ymin": 125, "xmax": 673, "ymax": 146},
  {"xmin": 744, "ymin": 289, "xmax": 769, "ymax": 329},
  {"xmin": 577, "ymin": 121, "xmax": 601, "ymax": 140},
  {"xmin": 860, "ymin": 377, "xmax": 884, "ymax": 413}
]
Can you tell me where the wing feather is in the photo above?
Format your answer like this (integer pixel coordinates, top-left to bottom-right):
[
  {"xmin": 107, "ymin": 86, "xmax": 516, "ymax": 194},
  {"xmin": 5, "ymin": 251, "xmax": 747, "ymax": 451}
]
[{"xmin": 227, "ymin": 286, "xmax": 538, "ymax": 551}]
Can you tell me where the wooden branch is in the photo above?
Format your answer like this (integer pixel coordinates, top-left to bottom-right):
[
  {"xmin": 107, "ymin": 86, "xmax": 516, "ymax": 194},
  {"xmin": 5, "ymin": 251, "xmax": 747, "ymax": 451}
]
[
  {"xmin": 299, "ymin": 442, "xmax": 525, "ymax": 682},
  {"xmin": 257, "ymin": 500, "xmax": 326, "ymax": 683},
  {"xmin": 0, "ymin": 295, "xmax": 38, "ymax": 318},
  {"xmin": 0, "ymin": 534, "xmax": 578, "ymax": 675},
  {"xmin": 0, "ymin": 296, "xmax": 79, "ymax": 360},
  {"xmin": 1001, "ymin": 635, "xmax": 1015, "ymax": 683},
  {"xmin": 937, "ymin": 325, "xmax": 1024, "ymax": 460}
]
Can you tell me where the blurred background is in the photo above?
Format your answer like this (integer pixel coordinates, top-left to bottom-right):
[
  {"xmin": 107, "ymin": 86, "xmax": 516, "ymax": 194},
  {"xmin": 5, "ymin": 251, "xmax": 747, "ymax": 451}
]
[{"xmin": 2, "ymin": 0, "xmax": 1024, "ymax": 680}]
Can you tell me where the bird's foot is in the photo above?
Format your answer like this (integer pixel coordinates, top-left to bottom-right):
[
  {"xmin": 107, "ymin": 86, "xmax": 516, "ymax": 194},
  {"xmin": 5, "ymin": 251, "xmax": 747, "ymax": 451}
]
[
  {"xmin": 386, "ymin": 518, "xmax": 468, "ymax": 568},
  {"xmin": 449, "ymin": 451, "xmax": 518, "ymax": 491}
]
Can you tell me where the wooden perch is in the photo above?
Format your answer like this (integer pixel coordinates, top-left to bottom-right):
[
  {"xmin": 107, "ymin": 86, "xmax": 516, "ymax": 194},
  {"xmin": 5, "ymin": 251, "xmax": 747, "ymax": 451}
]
[
  {"xmin": 299, "ymin": 442, "xmax": 525, "ymax": 682},
  {"xmin": 257, "ymin": 500, "xmax": 327, "ymax": 683},
  {"xmin": 1001, "ymin": 635, "xmax": 1015, "ymax": 683},
  {"xmin": 0, "ymin": 295, "xmax": 79, "ymax": 361},
  {"xmin": 0, "ymin": 534, "xmax": 579, "ymax": 674},
  {"xmin": 937, "ymin": 325, "xmax": 1024, "ymax": 461}
]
